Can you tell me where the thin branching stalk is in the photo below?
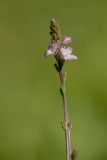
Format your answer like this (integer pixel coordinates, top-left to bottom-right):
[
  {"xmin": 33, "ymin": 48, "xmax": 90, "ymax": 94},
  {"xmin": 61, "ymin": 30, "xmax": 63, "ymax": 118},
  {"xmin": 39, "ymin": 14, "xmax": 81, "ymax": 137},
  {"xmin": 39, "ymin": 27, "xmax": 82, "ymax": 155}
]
[{"xmin": 59, "ymin": 70, "xmax": 72, "ymax": 160}]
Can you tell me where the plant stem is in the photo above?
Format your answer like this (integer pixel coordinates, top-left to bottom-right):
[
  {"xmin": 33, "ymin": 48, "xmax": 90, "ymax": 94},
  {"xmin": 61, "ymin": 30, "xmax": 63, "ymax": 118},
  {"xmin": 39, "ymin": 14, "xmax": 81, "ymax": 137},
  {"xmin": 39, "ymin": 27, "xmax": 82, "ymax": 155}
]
[{"xmin": 59, "ymin": 70, "xmax": 72, "ymax": 160}]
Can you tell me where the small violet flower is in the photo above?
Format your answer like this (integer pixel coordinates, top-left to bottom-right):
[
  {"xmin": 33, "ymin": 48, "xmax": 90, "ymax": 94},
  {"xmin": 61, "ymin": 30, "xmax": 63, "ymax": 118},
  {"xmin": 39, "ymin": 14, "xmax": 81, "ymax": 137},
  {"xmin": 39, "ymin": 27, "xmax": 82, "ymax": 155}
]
[
  {"xmin": 63, "ymin": 37, "xmax": 72, "ymax": 44},
  {"xmin": 61, "ymin": 47, "xmax": 77, "ymax": 60},
  {"xmin": 44, "ymin": 42, "xmax": 59, "ymax": 57}
]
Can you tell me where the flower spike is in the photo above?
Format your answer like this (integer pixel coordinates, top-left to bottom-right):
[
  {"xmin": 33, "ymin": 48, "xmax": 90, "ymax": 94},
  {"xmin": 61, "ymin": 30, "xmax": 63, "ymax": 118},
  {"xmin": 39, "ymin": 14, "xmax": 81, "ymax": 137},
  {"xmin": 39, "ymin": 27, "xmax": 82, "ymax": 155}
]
[{"xmin": 44, "ymin": 18, "xmax": 78, "ymax": 67}]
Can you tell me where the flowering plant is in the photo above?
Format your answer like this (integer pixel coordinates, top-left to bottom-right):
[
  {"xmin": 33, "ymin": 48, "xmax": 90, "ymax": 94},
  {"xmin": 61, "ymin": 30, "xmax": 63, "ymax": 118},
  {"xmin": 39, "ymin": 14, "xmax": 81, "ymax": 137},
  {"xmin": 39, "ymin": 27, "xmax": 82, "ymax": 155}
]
[{"xmin": 44, "ymin": 18, "xmax": 78, "ymax": 160}]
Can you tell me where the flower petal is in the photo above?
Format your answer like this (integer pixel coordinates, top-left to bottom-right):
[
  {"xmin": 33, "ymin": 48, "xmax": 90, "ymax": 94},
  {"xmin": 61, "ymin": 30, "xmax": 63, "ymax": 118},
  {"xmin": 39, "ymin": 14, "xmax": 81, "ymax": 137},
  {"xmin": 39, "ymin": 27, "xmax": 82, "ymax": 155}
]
[
  {"xmin": 65, "ymin": 47, "xmax": 72, "ymax": 55},
  {"xmin": 65, "ymin": 54, "xmax": 78, "ymax": 60},
  {"xmin": 44, "ymin": 49, "xmax": 53, "ymax": 57},
  {"xmin": 63, "ymin": 37, "xmax": 72, "ymax": 44},
  {"xmin": 61, "ymin": 47, "xmax": 72, "ymax": 56}
]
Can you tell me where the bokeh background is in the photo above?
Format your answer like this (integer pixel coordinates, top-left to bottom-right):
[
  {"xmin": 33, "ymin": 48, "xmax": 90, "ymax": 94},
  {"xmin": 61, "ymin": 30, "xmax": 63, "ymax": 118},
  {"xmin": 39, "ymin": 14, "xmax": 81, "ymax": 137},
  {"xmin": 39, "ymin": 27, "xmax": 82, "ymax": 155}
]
[{"xmin": 0, "ymin": 0, "xmax": 107, "ymax": 160}]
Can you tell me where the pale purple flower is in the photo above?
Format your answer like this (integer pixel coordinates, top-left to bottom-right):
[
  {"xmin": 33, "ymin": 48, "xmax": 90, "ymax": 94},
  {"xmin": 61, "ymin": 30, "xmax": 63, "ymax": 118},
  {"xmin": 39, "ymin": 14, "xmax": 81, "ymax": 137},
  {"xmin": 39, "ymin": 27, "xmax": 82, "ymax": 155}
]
[
  {"xmin": 44, "ymin": 42, "xmax": 59, "ymax": 57},
  {"xmin": 61, "ymin": 47, "xmax": 78, "ymax": 60},
  {"xmin": 63, "ymin": 37, "xmax": 72, "ymax": 44},
  {"xmin": 52, "ymin": 42, "xmax": 59, "ymax": 51}
]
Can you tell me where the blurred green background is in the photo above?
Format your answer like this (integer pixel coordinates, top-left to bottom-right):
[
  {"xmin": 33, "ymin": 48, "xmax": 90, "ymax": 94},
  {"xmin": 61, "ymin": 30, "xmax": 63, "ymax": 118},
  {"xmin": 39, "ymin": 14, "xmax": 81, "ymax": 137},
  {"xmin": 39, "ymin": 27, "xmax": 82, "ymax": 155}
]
[{"xmin": 0, "ymin": 0, "xmax": 107, "ymax": 160}]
